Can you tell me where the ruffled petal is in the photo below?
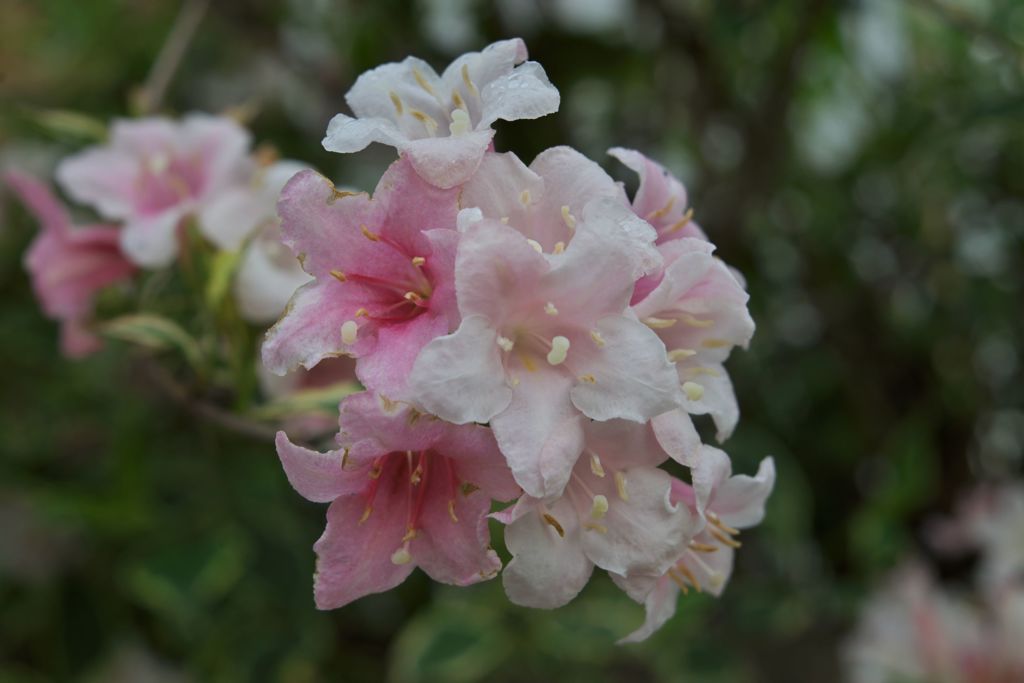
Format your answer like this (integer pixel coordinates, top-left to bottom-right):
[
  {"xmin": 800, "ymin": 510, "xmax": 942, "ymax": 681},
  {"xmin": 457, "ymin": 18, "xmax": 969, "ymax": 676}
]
[
  {"xmin": 275, "ymin": 431, "xmax": 362, "ymax": 503},
  {"xmin": 321, "ymin": 113, "xmax": 408, "ymax": 154},
  {"xmin": 615, "ymin": 574, "xmax": 679, "ymax": 644},
  {"xmin": 404, "ymin": 130, "xmax": 494, "ymax": 189}
]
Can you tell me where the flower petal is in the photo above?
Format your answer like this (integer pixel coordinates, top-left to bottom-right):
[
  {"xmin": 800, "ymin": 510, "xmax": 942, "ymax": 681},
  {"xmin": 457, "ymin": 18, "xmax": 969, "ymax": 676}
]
[
  {"xmin": 321, "ymin": 113, "xmax": 408, "ymax": 155},
  {"xmin": 404, "ymin": 129, "xmax": 495, "ymax": 189},
  {"xmin": 120, "ymin": 207, "xmax": 186, "ymax": 268},
  {"xmin": 436, "ymin": 423, "xmax": 521, "ymax": 501},
  {"xmin": 354, "ymin": 311, "xmax": 450, "ymax": 399},
  {"xmin": 275, "ymin": 431, "xmax": 362, "ymax": 503},
  {"xmin": 615, "ymin": 574, "xmax": 679, "ymax": 644},
  {"xmin": 412, "ymin": 480, "xmax": 502, "ymax": 586}
]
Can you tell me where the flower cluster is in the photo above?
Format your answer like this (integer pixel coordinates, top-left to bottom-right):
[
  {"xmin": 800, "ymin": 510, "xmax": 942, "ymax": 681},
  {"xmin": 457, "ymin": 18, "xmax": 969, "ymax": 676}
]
[
  {"xmin": 269, "ymin": 38, "xmax": 774, "ymax": 641},
  {"xmin": 845, "ymin": 484, "xmax": 1024, "ymax": 682}
]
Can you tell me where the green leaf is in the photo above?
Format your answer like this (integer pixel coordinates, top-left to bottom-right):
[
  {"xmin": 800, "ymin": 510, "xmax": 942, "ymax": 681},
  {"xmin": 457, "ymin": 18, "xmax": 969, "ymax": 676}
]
[
  {"xmin": 205, "ymin": 249, "xmax": 242, "ymax": 311},
  {"xmin": 25, "ymin": 107, "xmax": 108, "ymax": 142},
  {"xmin": 248, "ymin": 381, "xmax": 362, "ymax": 421},
  {"xmin": 99, "ymin": 314, "xmax": 202, "ymax": 368}
]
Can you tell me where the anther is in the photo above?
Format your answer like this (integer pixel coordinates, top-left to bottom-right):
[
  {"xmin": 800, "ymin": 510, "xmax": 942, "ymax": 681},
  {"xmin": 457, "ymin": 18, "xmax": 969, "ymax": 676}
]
[
  {"xmin": 544, "ymin": 302, "xmax": 559, "ymax": 316},
  {"xmin": 360, "ymin": 224, "xmax": 380, "ymax": 241},
  {"xmin": 682, "ymin": 381, "xmax": 704, "ymax": 401},
  {"xmin": 614, "ymin": 472, "xmax": 629, "ymax": 501},
  {"xmin": 461, "ymin": 64, "xmax": 478, "ymax": 96},
  {"xmin": 451, "ymin": 90, "xmax": 467, "ymax": 110},
  {"xmin": 707, "ymin": 511, "xmax": 740, "ymax": 536},
  {"xmin": 402, "ymin": 527, "xmax": 418, "ymax": 542},
  {"xmin": 404, "ymin": 291, "xmax": 425, "ymax": 305},
  {"xmin": 667, "ymin": 348, "xmax": 697, "ymax": 362},
  {"xmin": 355, "ymin": 307, "xmax": 369, "ymax": 318},
  {"xmin": 676, "ymin": 562, "xmax": 702, "ymax": 593},
  {"xmin": 412, "ymin": 68, "xmax": 436, "ymax": 96},
  {"xmin": 330, "ymin": 269, "xmax": 347, "ymax": 282},
  {"xmin": 590, "ymin": 494, "xmax": 609, "ymax": 520},
  {"xmin": 560, "ymin": 205, "xmax": 577, "ymax": 230},
  {"xmin": 590, "ymin": 330, "xmax": 606, "ymax": 348},
  {"xmin": 359, "ymin": 506, "xmax": 372, "ymax": 524},
  {"xmin": 702, "ymin": 338, "xmax": 730, "ymax": 348},
  {"xmin": 389, "ymin": 91, "xmax": 404, "ymax": 115},
  {"xmin": 542, "ymin": 513, "xmax": 565, "ymax": 537},
  {"xmin": 552, "ymin": 241, "xmax": 565, "ymax": 254},
  {"xmin": 667, "ymin": 568, "xmax": 689, "ymax": 594},
  {"xmin": 643, "ymin": 316, "xmax": 678, "ymax": 329},
  {"xmin": 646, "ymin": 196, "xmax": 676, "ymax": 221},
  {"xmin": 527, "ymin": 239, "xmax": 543, "ymax": 253},
  {"xmin": 519, "ymin": 189, "xmax": 532, "ymax": 206},
  {"xmin": 411, "ymin": 256, "xmax": 426, "ymax": 267},
  {"xmin": 448, "ymin": 499, "xmax": 459, "ymax": 523},
  {"xmin": 410, "ymin": 110, "xmax": 439, "ymax": 135},
  {"xmin": 680, "ymin": 313, "xmax": 714, "ymax": 328},
  {"xmin": 710, "ymin": 528, "xmax": 742, "ymax": 548},
  {"xmin": 690, "ymin": 541, "xmax": 719, "ymax": 553},
  {"xmin": 579, "ymin": 374, "xmax": 596, "ymax": 384},
  {"xmin": 547, "ymin": 336, "xmax": 570, "ymax": 365},
  {"xmin": 341, "ymin": 320, "xmax": 358, "ymax": 345},
  {"xmin": 589, "ymin": 453, "xmax": 605, "ymax": 477},
  {"xmin": 666, "ymin": 207, "xmax": 694, "ymax": 233},
  {"xmin": 496, "ymin": 336, "xmax": 514, "ymax": 352}
]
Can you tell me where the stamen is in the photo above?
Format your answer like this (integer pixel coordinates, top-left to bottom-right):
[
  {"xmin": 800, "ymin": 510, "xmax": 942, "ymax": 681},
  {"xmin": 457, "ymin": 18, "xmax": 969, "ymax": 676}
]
[
  {"xmin": 389, "ymin": 91, "xmax": 404, "ymax": 116},
  {"xmin": 359, "ymin": 506, "xmax": 372, "ymax": 524},
  {"xmin": 709, "ymin": 528, "xmax": 742, "ymax": 548},
  {"xmin": 546, "ymin": 336, "xmax": 570, "ymax": 365},
  {"xmin": 496, "ymin": 336, "xmax": 515, "ymax": 352},
  {"xmin": 682, "ymin": 381, "xmax": 704, "ymax": 401},
  {"xmin": 544, "ymin": 302, "xmax": 559, "ymax": 316},
  {"xmin": 707, "ymin": 511, "xmax": 741, "ymax": 536},
  {"xmin": 330, "ymin": 269, "xmax": 347, "ymax": 283},
  {"xmin": 666, "ymin": 207, "xmax": 694, "ymax": 233},
  {"xmin": 526, "ymin": 239, "xmax": 543, "ymax": 253},
  {"xmin": 683, "ymin": 366, "xmax": 721, "ymax": 378},
  {"xmin": 560, "ymin": 205, "xmax": 577, "ymax": 230},
  {"xmin": 689, "ymin": 541, "xmax": 719, "ymax": 553},
  {"xmin": 355, "ymin": 307, "xmax": 370, "ymax": 318},
  {"xmin": 451, "ymin": 90, "xmax": 467, "ymax": 111},
  {"xmin": 390, "ymin": 544, "xmax": 413, "ymax": 565},
  {"xmin": 411, "ymin": 256, "xmax": 426, "ymax": 267},
  {"xmin": 402, "ymin": 527, "xmax": 417, "ymax": 542},
  {"xmin": 666, "ymin": 567, "xmax": 690, "ymax": 594},
  {"xmin": 646, "ymin": 196, "xmax": 676, "ymax": 221},
  {"xmin": 590, "ymin": 494, "xmax": 609, "ymax": 520},
  {"xmin": 500, "ymin": 216, "xmax": 510, "ymax": 224},
  {"xmin": 614, "ymin": 472, "xmax": 629, "ymax": 501},
  {"xmin": 667, "ymin": 348, "xmax": 697, "ymax": 362},
  {"xmin": 589, "ymin": 453, "xmax": 605, "ymax": 477},
  {"xmin": 643, "ymin": 316, "xmax": 678, "ymax": 329},
  {"xmin": 461, "ymin": 64, "xmax": 479, "ymax": 97},
  {"xmin": 680, "ymin": 313, "xmax": 714, "ymax": 328},
  {"xmin": 552, "ymin": 241, "xmax": 565, "ymax": 254},
  {"xmin": 579, "ymin": 374, "xmax": 596, "ymax": 384},
  {"xmin": 403, "ymin": 291, "xmax": 425, "ymax": 305},
  {"xmin": 410, "ymin": 110, "xmax": 439, "ymax": 135},
  {"xmin": 542, "ymin": 513, "xmax": 565, "ymax": 537},
  {"xmin": 702, "ymin": 338, "xmax": 731, "ymax": 348},
  {"xmin": 360, "ymin": 224, "xmax": 380, "ymax": 241},
  {"xmin": 589, "ymin": 330, "xmax": 606, "ymax": 348},
  {"xmin": 449, "ymin": 108, "xmax": 472, "ymax": 136},
  {"xmin": 412, "ymin": 67, "xmax": 436, "ymax": 96},
  {"xmin": 448, "ymin": 499, "xmax": 459, "ymax": 523},
  {"xmin": 676, "ymin": 562, "xmax": 703, "ymax": 593},
  {"xmin": 341, "ymin": 320, "xmax": 358, "ymax": 345}
]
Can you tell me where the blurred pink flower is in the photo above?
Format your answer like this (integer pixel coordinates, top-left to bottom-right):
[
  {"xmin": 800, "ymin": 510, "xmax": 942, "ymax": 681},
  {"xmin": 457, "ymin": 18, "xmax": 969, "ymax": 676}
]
[
  {"xmin": 56, "ymin": 114, "xmax": 252, "ymax": 267},
  {"xmin": 262, "ymin": 156, "xmax": 461, "ymax": 399},
  {"xmin": 275, "ymin": 392, "xmax": 519, "ymax": 609},
  {"xmin": 322, "ymin": 38, "xmax": 560, "ymax": 188},
  {"xmin": 5, "ymin": 171, "xmax": 136, "ymax": 357}
]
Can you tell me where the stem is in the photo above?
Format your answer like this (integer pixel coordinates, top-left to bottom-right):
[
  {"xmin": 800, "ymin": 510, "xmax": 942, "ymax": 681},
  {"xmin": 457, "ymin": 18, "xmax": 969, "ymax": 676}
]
[{"xmin": 135, "ymin": 0, "xmax": 210, "ymax": 114}]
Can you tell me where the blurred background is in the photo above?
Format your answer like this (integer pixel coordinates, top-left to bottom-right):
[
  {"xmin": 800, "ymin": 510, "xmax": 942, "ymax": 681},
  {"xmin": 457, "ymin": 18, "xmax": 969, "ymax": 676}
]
[{"xmin": 1, "ymin": 0, "xmax": 1023, "ymax": 680}]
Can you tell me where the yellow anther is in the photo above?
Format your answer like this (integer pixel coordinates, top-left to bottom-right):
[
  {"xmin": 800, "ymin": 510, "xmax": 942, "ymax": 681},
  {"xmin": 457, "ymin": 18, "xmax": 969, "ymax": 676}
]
[
  {"xmin": 330, "ymin": 269, "xmax": 347, "ymax": 282},
  {"xmin": 360, "ymin": 224, "xmax": 380, "ymax": 241},
  {"xmin": 707, "ymin": 511, "xmax": 740, "ymax": 535},
  {"xmin": 368, "ymin": 463, "xmax": 382, "ymax": 479},
  {"xmin": 542, "ymin": 513, "xmax": 565, "ymax": 537},
  {"xmin": 683, "ymin": 366, "xmax": 721, "ymax": 378},
  {"xmin": 496, "ymin": 336, "xmax": 515, "ymax": 352},
  {"xmin": 544, "ymin": 301, "xmax": 559, "ymax": 316},
  {"xmin": 689, "ymin": 541, "xmax": 719, "ymax": 553},
  {"xmin": 646, "ymin": 196, "xmax": 676, "ymax": 221},
  {"xmin": 579, "ymin": 374, "xmax": 597, "ymax": 384},
  {"xmin": 676, "ymin": 562, "xmax": 703, "ymax": 593},
  {"xmin": 643, "ymin": 316, "xmax": 678, "ymax": 329},
  {"xmin": 527, "ymin": 238, "xmax": 544, "ymax": 253},
  {"xmin": 590, "ymin": 494, "xmax": 609, "ymax": 520},
  {"xmin": 404, "ymin": 291, "xmax": 425, "ymax": 305},
  {"xmin": 412, "ymin": 67, "xmax": 436, "ymax": 96},
  {"xmin": 410, "ymin": 110, "xmax": 439, "ymax": 135},
  {"xmin": 461, "ymin": 63, "xmax": 478, "ymax": 96},
  {"xmin": 410, "ymin": 464, "xmax": 423, "ymax": 485},
  {"xmin": 411, "ymin": 256, "xmax": 426, "ymax": 267},
  {"xmin": 519, "ymin": 189, "xmax": 532, "ymax": 206},
  {"xmin": 451, "ymin": 90, "xmax": 467, "ymax": 111},
  {"xmin": 680, "ymin": 313, "xmax": 714, "ymax": 328},
  {"xmin": 448, "ymin": 499, "xmax": 459, "ymax": 523},
  {"xmin": 390, "ymin": 545, "xmax": 413, "ymax": 565},
  {"xmin": 614, "ymin": 472, "xmax": 629, "ymax": 501},
  {"xmin": 589, "ymin": 330, "xmax": 606, "ymax": 348},
  {"xmin": 666, "ymin": 207, "xmax": 694, "ymax": 233},
  {"xmin": 583, "ymin": 522, "xmax": 608, "ymax": 534},
  {"xmin": 667, "ymin": 348, "xmax": 697, "ymax": 362},
  {"xmin": 589, "ymin": 453, "xmax": 606, "ymax": 477},
  {"xmin": 547, "ymin": 336, "xmax": 570, "ymax": 365},
  {"xmin": 666, "ymin": 568, "xmax": 690, "ymax": 594},
  {"xmin": 359, "ymin": 506, "xmax": 372, "ymax": 524},
  {"xmin": 402, "ymin": 527, "xmax": 418, "ymax": 542},
  {"xmin": 552, "ymin": 241, "xmax": 565, "ymax": 254},
  {"xmin": 710, "ymin": 528, "xmax": 742, "ymax": 548},
  {"xmin": 701, "ymin": 338, "xmax": 731, "ymax": 348},
  {"xmin": 355, "ymin": 307, "xmax": 370, "ymax": 318},
  {"xmin": 341, "ymin": 320, "xmax": 358, "ymax": 345},
  {"xmin": 560, "ymin": 205, "xmax": 577, "ymax": 230},
  {"xmin": 389, "ymin": 91, "xmax": 404, "ymax": 115},
  {"xmin": 682, "ymin": 381, "xmax": 704, "ymax": 401}
]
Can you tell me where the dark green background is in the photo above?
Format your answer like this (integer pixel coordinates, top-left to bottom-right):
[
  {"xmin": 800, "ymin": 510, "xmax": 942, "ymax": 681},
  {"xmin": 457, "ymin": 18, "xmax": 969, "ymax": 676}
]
[{"xmin": 1, "ymin": 0, "xmax": 1022, "ymax": 680}]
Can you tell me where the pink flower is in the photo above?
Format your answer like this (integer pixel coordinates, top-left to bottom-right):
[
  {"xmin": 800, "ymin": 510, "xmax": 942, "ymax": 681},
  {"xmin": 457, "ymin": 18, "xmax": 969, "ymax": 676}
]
[
  {"xmin": 614, "ymin": 446, "xmax": 775, "ymax": 643},
  {"xmin": 609, "ymin": 147, "xmax": 706, "ymax": 244},
  {"xmin": 631, "ymin": 237, "xmax": 755, "ymax": 442},
  {"xmin": 494, "ymin": 418, "xmax": 699, "ymax": 609},
  {"xmin": 409, "ymin": 202, "xmax": 682, "ymax": 499},
  {"xmin": 322, "ymin": 38, "xmax": 560, "ymax": 188},
  {"xmin": 275, "ymin": 392, "xmax": 519, "ymax": 609},
  {"xmin": 200, "ymin": 160, "xmax": 312, "ymax": 324},
  {"xmin": 262, "ymin": 156, "xmax": 460, "ymax": 399},
  {"xmin": 5, "ymin": 172, "xmax": 136, "ymax": 358},
  {"xmin": 56, "ymin": 114, "xmax": 252, "ymax": 267}
]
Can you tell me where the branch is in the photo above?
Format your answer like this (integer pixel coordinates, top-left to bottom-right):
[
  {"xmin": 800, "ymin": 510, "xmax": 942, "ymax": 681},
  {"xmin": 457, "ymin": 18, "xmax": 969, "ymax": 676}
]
[{"xmin": 134, "ymin": 0, "xmax": 210, "ymax": 114}]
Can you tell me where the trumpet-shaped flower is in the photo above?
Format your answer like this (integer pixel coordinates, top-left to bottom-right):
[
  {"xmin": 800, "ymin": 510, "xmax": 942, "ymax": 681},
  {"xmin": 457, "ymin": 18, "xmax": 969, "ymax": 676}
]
[
  {"xmin": 5, "ymin": 172, "xmax": 136, "ymax": 357},
  {"xmin": 409, "ymin": 202, "xmax": 682, "ymax": 498},
  {"xmin": 322, "ymin": 38, "xmax": 560, "ymax": 188},
  {"xmin": 632, "ymin": 238, "xmax": 755, "ymax": 442},
  {"xmin": 200, "ymin": 160, "xmax": 312, "ymax": 323},
  {"xmin": 495, "ymin": 418, "xmax": 699, "ymax": 609},
  {"xmin": 275, "ymin": 392, "xmax": 519, "ymax": 609},
  {"xmin": 262, "ymin": 156, "xmax": 460, "ymax": 399},
  {"xmin": 615, "ymin": 446, "xmax": 775, "ymax": 643},
  {"xmin": 56, "ymin": 114, "xmax": 253, "ymax": 267}
]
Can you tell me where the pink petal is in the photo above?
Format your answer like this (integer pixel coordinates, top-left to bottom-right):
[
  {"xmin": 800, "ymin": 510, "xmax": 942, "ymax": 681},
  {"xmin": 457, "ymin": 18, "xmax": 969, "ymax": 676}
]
[
  {"xmin": 354, "ymin": 311, "xmax": 450, "ymax": 399},
  {"xmin": 459, "ymin": 152, "xmax": 545, "ymax": 240},
  {"xmin": 275, "ymin": 431, "xmax": 363, "ymax": 503},
  {"xmin": 337, "ymin": 391, "xmax": 448, "ymax": 460},
  {"xmin": 435, "ymin": 423, "xmax": 521, "ymax": 502},
  {"xmin": 368, "ymin": 156, "xmax": 461, "ymax": 257},
  {"xmin": 608, "ymin": 147, "xmax": 706, "ymax": 243},
  {"xmin": 615, "ymin": 574, "xmax": 679, "ymax": 644},
  {"xmin": 713, "ymin": 456, "xmax": 776, "ymax": 529},
  {"xmin": 651, "ymin": 409, "xmax": 702, "ymax": 467},
  {"xmin": 4, "ymin": 172, "xmax": 70, "ymax": 234},
  {"xmin": 60, "ymin": 319, "xmax": 104, "ymax": 358}
]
